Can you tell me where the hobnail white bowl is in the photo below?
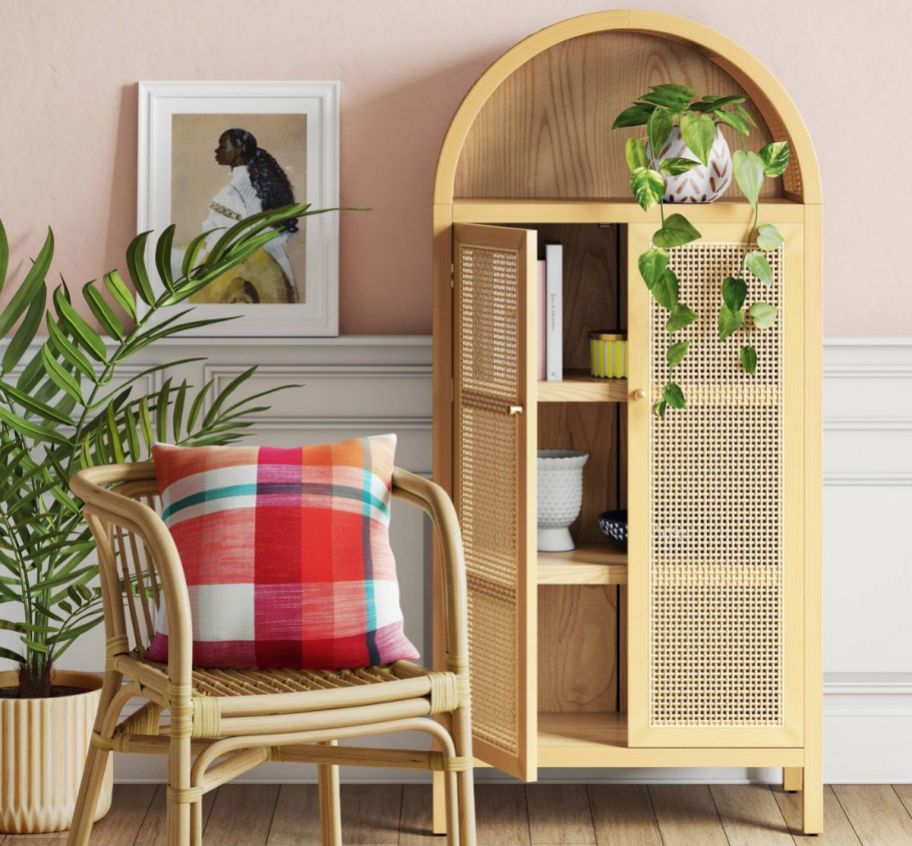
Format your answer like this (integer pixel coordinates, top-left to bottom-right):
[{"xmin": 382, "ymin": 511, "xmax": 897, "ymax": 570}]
[{"xmin": 537, "ymin": 450, "xmax": 588, "ymax": 552}]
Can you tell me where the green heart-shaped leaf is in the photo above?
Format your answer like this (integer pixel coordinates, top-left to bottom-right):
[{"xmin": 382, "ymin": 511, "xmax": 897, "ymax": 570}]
[
  {"xmin": 648, "ymin": 107, "xmax": 674, "ymax": 158},
  {"xmin": 651, "ymin": 269, "xmax": 679, "ymax": 311},
  {"xmin": 713, "ymin": 108, "xmax": 751, "ymax": 135},
  {"xmin": 740, "ymin": 345, "xmax": 758, "ymax": 374},
  {"xmin": 734, "ymin": 104, "xmax": 757, "ymax": 129},
  {"xmin": 653, "ymin": 213, "xmax": 701, "ymax": 248},
  {"xmin": 639, "ymin": 83, "xmax": 694, "ymax": 112},
  {"xmin": 663, "ymin": 382, "xmax": 686, "ymax": 409},
  {"xmin": 680, "ymin": 112, "xmax": 715, "ymax": 166},
  {"xmin": 666, "ymin": 304, "xmax": 698, "ymax": 333},
  {"xmin": 666, "ymin": 340, "xmax": 690, "ymax": 369},
  {"xmin": 630, "ymin": 167, "xmax": 665, "ymax": 212},
  {"xmin": 718, "ymin": 304, "xmax": 744, "ymax": 340},
  {"xmin": 638, "ymin": 247, "xmax": 668, "ymax": 289},
  {"xmin": 652, "ymin": 399, "xmax": 667, "ymax": 418},
  {"xmin": 750, "ymin": 301, "xmax": 778, "ymax": 329},
  {"xmin": 759, "ymin": 141, "xmax": 790, "ymax": 177},
  {"xmin": 625, "ymin": 138, "xmax": 649, "ymax": 172},
  {"xmin": 757, "ymin": 223, "xmax": 783, "ymax": 251},
  {"xmin": 612, "ymin": 103, "xmax": 656, "ymax": 128},
  {"xmin": 745, "ymin": 250, "xmax": 773, "ymax": 286},
  {"xmin": 692, "ymin": 94, "xmax": 746, "ymax": 111},
  {"xmin": 722, "ymin": 276, "xmax": 747, "ymax": 311},
  {"xmin": 733, "ymin": 150, "xmax": 765, "ymax": 211},
  {"xmin": 660, "ymin": 157, "xmax": 700, "ymax": 176}
]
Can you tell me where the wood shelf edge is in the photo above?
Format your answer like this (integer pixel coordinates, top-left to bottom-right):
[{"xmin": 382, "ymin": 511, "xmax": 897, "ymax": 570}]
[
  {"xmin": 538, "ymin": 543, "xmax": 628, "ymax": 585},
  {"xmin": 538, "ymin": 373, "xmax": 628, "ymax": 403}
]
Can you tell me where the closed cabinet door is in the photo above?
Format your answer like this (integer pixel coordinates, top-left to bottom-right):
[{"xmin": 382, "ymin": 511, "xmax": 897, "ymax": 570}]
[
  {"xmin": 627, "ymin": 221, "xmax": 805, "ymax": 748},
  {"xmin": 453, "ymin": 223, "xmax": 538, "ymax": 779}
]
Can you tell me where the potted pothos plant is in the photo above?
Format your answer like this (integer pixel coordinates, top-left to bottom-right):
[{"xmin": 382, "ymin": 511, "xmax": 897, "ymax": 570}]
[
  {"xmin": 613, "ymin": 83, "xmax": 791, "ymax": 416},
  {"xmin": 0, "ymin": 204, "xmax": 329, "ymax": 833}
]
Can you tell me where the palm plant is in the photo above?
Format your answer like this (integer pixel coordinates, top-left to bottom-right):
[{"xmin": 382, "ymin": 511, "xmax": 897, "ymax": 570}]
[{"xmin": 0, "ymin": 205, "xmax": 327, "ymax": 697}]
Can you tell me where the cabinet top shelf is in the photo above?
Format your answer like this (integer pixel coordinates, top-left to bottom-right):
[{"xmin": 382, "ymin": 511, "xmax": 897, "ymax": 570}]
[{"xmin": 452, "ymin": 197, "xmax": 806, "ymax": 225}]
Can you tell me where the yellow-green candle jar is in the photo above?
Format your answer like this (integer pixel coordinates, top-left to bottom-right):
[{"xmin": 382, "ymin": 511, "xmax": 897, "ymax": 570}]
[{"xmin": 589, "ymin": 331, "xmax": 627, "ymax": 379}]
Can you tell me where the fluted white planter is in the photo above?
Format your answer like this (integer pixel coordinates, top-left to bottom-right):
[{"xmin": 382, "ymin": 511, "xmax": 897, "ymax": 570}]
[
  {"xmin": 537, "ymin": 450, "xmax": 588, "ymax": 552},
  {"xmin": 0, "ymin": 670, "xmax": 112, "ymax": 834}
]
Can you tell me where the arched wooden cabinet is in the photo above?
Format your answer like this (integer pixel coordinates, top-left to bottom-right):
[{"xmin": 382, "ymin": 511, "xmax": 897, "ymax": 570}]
[{"xmin": 431, "ymin": 10, "xmax": 822, "ymax": 834}]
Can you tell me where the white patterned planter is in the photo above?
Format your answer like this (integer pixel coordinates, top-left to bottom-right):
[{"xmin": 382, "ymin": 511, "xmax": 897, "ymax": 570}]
[
  {"xmin": 0, "ymin": 670, "xmax": 112, "ymax": 834},
  {"xmin": 653, "ymin": 126, "xmax": 733, "ymax": 203}
]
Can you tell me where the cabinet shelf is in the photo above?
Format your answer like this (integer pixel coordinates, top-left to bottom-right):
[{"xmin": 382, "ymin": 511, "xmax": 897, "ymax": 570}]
[
  {"xmin": 539, "ymin": 711, "xmax": 627, "ymax": 756},
  {"xmin": 452, "ymin": 197, "xmax": 806, "ymax": 225},
  {"xmin": 536, "ymin": 712, "xmax": 806, "ymax": 768},
  {"xmin": 538, "ymin": 544, "xmax": 627, "ymax": 585},
  {"xmin": 538, "ymin": 372, "xmax": 628, "ymax": 403}
]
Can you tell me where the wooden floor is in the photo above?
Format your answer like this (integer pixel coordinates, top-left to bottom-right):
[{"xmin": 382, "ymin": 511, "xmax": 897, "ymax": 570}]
[{"xmin": 4, "ymin": 783, "xmax": 912, "ymax": 845}]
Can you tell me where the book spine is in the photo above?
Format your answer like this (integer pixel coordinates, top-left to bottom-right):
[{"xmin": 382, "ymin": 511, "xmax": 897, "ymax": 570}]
[
  {"xmin": 537, "ymin": 260, "xmax": 546, "ymax": 380},
  {"xmin": 545, "ymin": 243, "xmax": 563, "ymax": 381}
]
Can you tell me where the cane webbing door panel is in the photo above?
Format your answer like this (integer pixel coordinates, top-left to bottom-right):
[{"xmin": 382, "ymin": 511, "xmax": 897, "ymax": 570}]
[
  {"xmin": 628, "ymin": 222, "xmax": 804, "ymax": 748},
  {"xmin": 453, "ymin": 223, "xmax": 538, "ymax": 779}
]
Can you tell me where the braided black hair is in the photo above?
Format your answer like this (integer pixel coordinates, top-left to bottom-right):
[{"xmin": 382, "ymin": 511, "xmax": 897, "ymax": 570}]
[{"xmin": 224, "ymin": 128, "xmax": 299, "ymax": 234}]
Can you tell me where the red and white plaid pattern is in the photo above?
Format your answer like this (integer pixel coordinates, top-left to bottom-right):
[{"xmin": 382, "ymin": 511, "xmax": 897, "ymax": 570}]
[{"xmin": 145, "ymin": 435, "xmax": 419, "ymax": 669}]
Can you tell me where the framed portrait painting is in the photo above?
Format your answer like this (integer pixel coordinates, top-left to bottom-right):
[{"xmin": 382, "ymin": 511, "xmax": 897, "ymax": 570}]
[{"xmin": 137, "ymin": 81, "xmax": 339, "ymax": 336}]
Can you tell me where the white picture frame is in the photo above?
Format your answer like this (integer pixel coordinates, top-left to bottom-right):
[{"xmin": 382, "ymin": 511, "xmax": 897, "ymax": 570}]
[{"xmin": 137, "ymin": 81, "xmax": 339, "ymax": 337}]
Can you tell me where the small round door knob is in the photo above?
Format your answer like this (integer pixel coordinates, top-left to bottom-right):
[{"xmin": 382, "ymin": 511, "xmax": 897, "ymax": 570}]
[{"xmin": 632, "ymin": 389, "xmax": 647, "ymax": 401}]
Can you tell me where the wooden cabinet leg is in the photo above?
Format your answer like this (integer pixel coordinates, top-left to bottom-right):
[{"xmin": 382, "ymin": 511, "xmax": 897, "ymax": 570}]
[
  {"xmin": 802, "ymin": 762, "xmax": 823, "ymax": 835},
  {"xmin": 783, "ymin": 766, "xmax": 803, "ymax": 792},
  {"xmin": 433, "ymin": 770, "xmax": 447, "ymax": 835}
]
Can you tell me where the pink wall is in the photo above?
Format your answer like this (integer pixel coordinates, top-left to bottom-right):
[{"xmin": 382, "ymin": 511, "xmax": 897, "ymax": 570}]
[{"xmin": 0, "ymin": 1, "xmax": 907, "ymax": 336}]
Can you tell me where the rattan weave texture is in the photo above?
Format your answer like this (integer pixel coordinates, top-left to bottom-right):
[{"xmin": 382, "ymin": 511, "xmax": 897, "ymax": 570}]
[
  {"xmin": 649, "ymin": 242, "xmax": 785, "ymax": 728},
  {"xmin": 457, "ymin": 242, "xmax": 522, "ymax": 757}
]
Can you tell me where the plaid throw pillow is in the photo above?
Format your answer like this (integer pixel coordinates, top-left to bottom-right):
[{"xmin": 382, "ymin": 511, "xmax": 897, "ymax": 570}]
[{"xmin": 145, "ymin": 435, "xmax": 419, "ymax": 669}]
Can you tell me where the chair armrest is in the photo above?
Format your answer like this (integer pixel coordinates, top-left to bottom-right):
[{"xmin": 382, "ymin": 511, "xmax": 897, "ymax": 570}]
[
  {"xmin": 391, "ymin": 468, "xmax": 469, "ymax": 678},
  {"xmin": 70, "ymin": 463, "xmax": 193, "ymax": 687}
]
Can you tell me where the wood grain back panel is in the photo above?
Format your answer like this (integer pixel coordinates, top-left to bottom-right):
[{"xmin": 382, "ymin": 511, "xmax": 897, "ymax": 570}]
[
  {"xmin": 538, "ymin": 585, "xmax": 619, "ymax": 713},
  {"xmin": 455, "ymin": 31, "xmax": 778, "ymax": 200}
]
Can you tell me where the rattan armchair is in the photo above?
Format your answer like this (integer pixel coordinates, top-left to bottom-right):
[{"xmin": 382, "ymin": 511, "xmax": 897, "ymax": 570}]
[{"xmin": 66, "ymin": 462, "xmax": 475, "ymax": 846}]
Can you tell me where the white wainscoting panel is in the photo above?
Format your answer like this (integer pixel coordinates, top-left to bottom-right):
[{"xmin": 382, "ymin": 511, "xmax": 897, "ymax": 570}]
[
  {"xmin": 821, "ymin": 338, "xmax": 912, "ymax": 782},
  {"xmin": 2, "ymin": 336, "xmax": 909, "ymax": 782}
]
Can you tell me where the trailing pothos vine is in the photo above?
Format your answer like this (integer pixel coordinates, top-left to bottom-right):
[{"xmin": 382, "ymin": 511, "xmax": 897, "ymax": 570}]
[{"xmin": 613, "ymin": 83, "xmax": 791, "ymax": 417}]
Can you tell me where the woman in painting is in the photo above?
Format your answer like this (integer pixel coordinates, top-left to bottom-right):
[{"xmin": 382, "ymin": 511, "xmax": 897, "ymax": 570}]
[{"xmin": 193, "ymin": 128, "xmax": 300, "ymax": 304}]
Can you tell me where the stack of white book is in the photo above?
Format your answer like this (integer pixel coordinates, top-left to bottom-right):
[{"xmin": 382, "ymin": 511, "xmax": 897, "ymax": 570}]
[{"xmin": 539, "ymin": 243, "xmax": 563, "ymax": 381}]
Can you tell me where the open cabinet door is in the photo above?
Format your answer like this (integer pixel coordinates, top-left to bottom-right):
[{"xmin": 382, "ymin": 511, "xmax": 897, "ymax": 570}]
[
  {"xmin": 453, "ymin": 223, "xmax": 538, "ymax": 780},
  {"xmin": 627, "ymin": 221, "xmax": 805, "ymax": 749}
]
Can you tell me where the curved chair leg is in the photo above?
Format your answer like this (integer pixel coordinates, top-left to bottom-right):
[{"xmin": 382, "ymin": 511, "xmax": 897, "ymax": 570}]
[
  {"xmin": 452, "ymin": 708, "xmax": 477, "ymax": 846},
  {"xmin": 432, "ymin": 770, "xmax": 447, "ymax": 835},
  {"xmin": 456, "ymin": 768, "xmax": 476, "ymax": 846},
  {"xmin": 445, "ymin": 769, "xmax": 459, "ymax": 845},
  {"xmin": 318, "ymin": 741, "xmax": 342, "ymax": 846},
  {"xmin": 168, "ymin": 735, "xmax": 192, "ymax": 846},
  {"xmin": 66, "ymin": 670, "xmax": 121, "ymax": 846},
  {"xmin": 190, "ymin": 797, "xmax": 203, "ymax": 846},
  {"xmin": 66, "ymin": 744, "xmax": 112, "ymax": 845}
]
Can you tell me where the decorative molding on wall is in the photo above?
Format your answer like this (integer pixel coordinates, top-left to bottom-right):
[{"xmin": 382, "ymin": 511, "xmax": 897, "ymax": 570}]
[
  {"xmin": 824, "ymin": 472, "xmax": 912, "ymax": 486},
  {"xmin": 3, "ymin": 334, "xmax": 909, "ymax": 782},
  {"xmin": 819, "ymin": 338, "xmax": 912, "ymax": 781}
]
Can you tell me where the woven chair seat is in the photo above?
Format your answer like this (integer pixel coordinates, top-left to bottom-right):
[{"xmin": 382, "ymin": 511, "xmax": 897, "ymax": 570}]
[
  {"xmin": 112, "ymin": 653, "xmax": 461, "ymax": 742},
  {"xmin": 166, "ymin": 662, "xmax": 408, "ymax": 698}
]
